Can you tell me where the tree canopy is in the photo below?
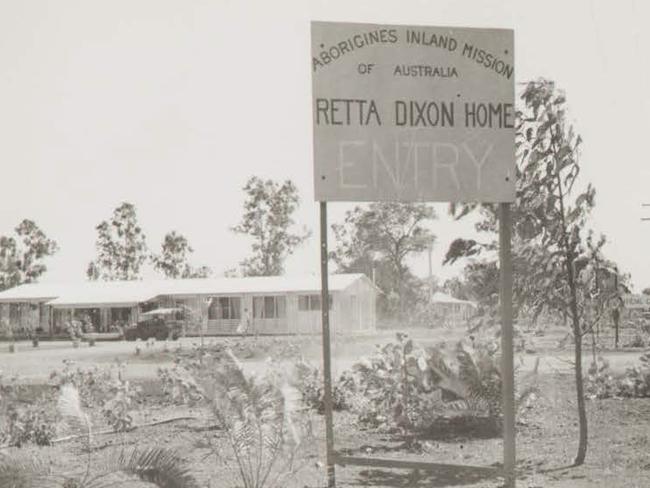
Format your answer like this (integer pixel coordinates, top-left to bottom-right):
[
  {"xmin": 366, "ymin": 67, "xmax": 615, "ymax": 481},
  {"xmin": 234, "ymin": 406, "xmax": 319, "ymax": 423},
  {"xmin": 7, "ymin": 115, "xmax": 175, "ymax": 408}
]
[
  {"xmin": 0, "ymin": 219, "xmax": 58, "ymax": 291},
  {"xmin": 87, "ymin": 202, "xmax": 148, "ymax": 281},
  {"xmin": 444, "ymin": 79, "xmax": 628, "ymax": 466},
  {"xmin": 151, "ymin": 231, "xmax": 212, "ymax": 279},
  {"xmin": 232, "ymin": 177, "xmax": 310, "ymax": 277},
  {"xmin": 331, "ymin": 202, "xmax": 436, "ymax": 318}
]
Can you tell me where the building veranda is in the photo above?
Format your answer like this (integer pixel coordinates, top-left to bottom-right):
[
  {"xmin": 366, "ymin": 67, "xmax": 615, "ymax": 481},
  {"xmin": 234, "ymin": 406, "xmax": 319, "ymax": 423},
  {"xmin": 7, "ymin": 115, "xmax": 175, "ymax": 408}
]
[{"xmin": 0, "ymin": 273, "xmax": 377, "ymax": 338}]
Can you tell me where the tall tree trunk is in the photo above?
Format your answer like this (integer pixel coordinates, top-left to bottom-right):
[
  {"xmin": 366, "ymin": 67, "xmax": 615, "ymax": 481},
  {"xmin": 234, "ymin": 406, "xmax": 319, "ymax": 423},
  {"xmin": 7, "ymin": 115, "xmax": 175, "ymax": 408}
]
[
  {"xmin": 567, "ymin": 261, "xmax": 588, "ymax": 466},
  {"xmin": 554, "ymin": 134, "xmax": 589, "ymax": 466},
  {"xmin": 571, "ymin": 314, "xmax": 588, "ymax": 465}
]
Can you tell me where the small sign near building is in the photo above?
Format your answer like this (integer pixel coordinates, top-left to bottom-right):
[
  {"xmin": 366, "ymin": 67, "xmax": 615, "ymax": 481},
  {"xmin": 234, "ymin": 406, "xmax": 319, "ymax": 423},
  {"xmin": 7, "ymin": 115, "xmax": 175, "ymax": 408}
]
[{"xmin": 311, "ymin": 21, "xmax": 515, "ymax": 202}]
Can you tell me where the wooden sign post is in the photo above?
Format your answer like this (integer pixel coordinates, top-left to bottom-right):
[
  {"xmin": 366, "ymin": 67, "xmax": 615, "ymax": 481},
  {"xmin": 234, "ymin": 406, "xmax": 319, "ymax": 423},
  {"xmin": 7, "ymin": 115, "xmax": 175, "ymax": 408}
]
[
  {"xmin": 499, "ymin": 202, "xmax": 515, "ymax": 486},
  {"xmin": 319, "ymin": 201, "xmax": 336, "ymax": 488},
  {"xmin": 312, "ymin": 21, "xmax": 516, "ymax": 487}
]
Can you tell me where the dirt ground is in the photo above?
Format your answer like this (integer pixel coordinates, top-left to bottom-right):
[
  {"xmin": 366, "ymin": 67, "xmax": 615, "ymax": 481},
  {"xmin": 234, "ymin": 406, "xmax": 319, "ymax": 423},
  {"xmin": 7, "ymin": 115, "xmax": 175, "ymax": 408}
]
[
  {"xmin": 2, "ymin": 329, "xmax": 650, "ymax": 487},
  {"xmin": 8, "ymin": 372, "xmax": 650, "ymax": 488},
  {"xmin": 0, "ymin": 327, "xmax": 642, "ymax": 382}
]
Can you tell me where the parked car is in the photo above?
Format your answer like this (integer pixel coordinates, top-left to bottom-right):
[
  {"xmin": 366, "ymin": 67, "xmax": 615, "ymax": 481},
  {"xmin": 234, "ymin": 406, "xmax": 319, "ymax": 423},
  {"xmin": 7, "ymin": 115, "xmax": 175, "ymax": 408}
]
[{"xmin": 123, "ymin": 317, "xmax": 182, "ymax": 341}]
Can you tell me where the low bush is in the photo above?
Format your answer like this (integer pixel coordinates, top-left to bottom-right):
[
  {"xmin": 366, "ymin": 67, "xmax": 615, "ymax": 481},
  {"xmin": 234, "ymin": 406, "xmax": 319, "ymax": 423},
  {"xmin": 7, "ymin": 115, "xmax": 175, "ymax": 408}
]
[
  {"xmin": 623, "ymin": 332, "xmax": 648, "ymax": 349},
  {"xmin": 157, "ymin": 362, "xmax": 204, "ymax": 406},
  {"xmin": 349, "ymin": 334, "xmax": 511, "ymax": 432},
  {"xmin": 291, "ymin": 360, "xmax": 355, "ymax": 413},
  {"xmin": 3, "ymin": 404, "xmax": 55, "ymax": 447},
  {"xmin": 155, "ymin": 347, "xmax": 313, "ymax": 488},
  {"xmin": 585, "ymin": 353, "xmax": 650, "ymax": 399},
  {"xmin": 176, "ymin": 336, "xmax": 305, "ymax": 362},
  {"xmin": 0, "ymin": 373, "xmax": 55, "ymax": 447},
  {"xmin": 291, "ymin": 333, "xmax": 539, "ymax": 435},
  {"xmin": 584, "ymin": 357, "xmax": 619, "ymax": 400},
  {"xmin": 50, "ymin": 359, "xmax": 141, "ymax": 432},
  {"xmin": 202, "ymin": 352, "xmax": 312, "ymax": 488},
  {"xmin": 0, "ymin": 383, "xmax": 202, "ymax": 488}
]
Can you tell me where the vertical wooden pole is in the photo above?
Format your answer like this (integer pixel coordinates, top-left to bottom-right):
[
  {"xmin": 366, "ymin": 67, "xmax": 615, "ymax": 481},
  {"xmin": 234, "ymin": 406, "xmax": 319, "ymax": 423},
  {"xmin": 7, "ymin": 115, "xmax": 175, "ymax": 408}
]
[
  {"xmin": 320, "ymin": 201, "xmax": 336, "ymax": 488},
  {"xmin": 614, "ymin": 271, "xmax": 620, "ymax": 349},
  {"xmin": 499, "ymin": 203, "xmax": 516, "ymax": 487}
]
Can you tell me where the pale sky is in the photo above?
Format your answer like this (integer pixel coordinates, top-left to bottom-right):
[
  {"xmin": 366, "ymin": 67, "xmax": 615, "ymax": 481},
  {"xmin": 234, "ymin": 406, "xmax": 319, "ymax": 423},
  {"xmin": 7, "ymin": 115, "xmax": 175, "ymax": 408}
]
[{"xmin": 0, "ymin": 0, "xmax": 649, "ymax": 289}]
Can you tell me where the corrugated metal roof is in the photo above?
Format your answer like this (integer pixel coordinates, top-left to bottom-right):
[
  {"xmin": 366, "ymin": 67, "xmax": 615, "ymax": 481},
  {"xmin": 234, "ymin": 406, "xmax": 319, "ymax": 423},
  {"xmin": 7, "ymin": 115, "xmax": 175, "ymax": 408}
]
[
  {"xmin": 47, "ymin": 280, "xmax": 161, "ymax": 307},
  {"xmin": 0, "ymin": 282, "xmax": 64, "ymax": 302},
  {"xmin": 431, "ymin": 292, "xmax": 476, "ymax": 306},
  {"xmin": 0, "ymin": 273, "xmax": 369, "ymax": 307},
  {"xmin": 157, "ymin": 273, "xmax": 366, "ymax": 296}
]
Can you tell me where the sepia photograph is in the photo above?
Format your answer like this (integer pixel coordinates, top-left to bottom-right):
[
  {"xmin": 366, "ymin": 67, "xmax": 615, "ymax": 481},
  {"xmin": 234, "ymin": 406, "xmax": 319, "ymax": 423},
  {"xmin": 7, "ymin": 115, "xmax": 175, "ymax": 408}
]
[{"xmin": 0, "ymin": 1, "xmax": 648, "ymax": 487}]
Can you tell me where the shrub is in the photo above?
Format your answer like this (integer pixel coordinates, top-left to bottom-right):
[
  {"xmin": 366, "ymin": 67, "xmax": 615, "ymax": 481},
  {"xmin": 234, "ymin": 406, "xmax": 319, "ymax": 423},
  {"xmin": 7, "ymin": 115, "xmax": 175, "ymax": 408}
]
[
  {"xmin": 0, "ymin": 383, "xmax": 203, "ymax": 488},
  {"xmin": 50, "ymin": 360, "xmax": 141, "ymax": 432},
  {"xmin": 4, "ymin": 405, "xmax": 55, "ymax": 447},
  {"xmin": 348, "ymin": 332, "xmax": 438, "ymax": 430},
  {"xmin": 183, "ymin": 350, "xmax": 312, "ymax": 488},
  {"xmin": 585, "ymin": 353, "xmax": 650, "ymax": 399},
  {"xmin": 584, "ymin": 357, "xmax": 618, "ymax": 400},
  {"xmin": 153, "ymin": 346, "xmax": 313, "ymax": 488},
  {"xmin": 292, "ymin": 360, "xmax": 354, "ymax": 413},
  {"xmin": 178, "ymin": 337, "xmax": 304, "ymax": 362},
  {"xmin": 330, "ymin": 334, "xmax": 538, "ymax": 433},
  {"xmin": 66, "ymin": 320, "xmax": 83, "ymax": 341},
  {"xmin": 624, "ymin": 332, "xmax": 647, "ymax": 348},
  {"xmin": 0, "ymin": 373, "xmax": 55, "ymax": 447},
  {"xmin": 157, "ymin": 363, "xmax": 204, "ymax": 406}
]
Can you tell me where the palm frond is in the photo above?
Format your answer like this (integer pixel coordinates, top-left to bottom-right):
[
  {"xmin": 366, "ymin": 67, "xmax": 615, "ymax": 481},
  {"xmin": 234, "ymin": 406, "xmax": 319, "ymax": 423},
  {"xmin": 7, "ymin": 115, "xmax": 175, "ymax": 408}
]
[
  {"xmin": 0, "ymin": 453, "xmax": 56, "ymax": 488},
  {"xmin": 515, "ymin": 357, "xmax": 540, "ymax": 413},
  {"xmin": 426, "ymin": 348, "xmax": 470, "ymax": 400},
  {"xmin": 57, "ymin": 383, "xmax": 92, "ymax": 442},
  {"xmin": 87, "ymin": 447, "xmax": 200, "ymax": 488}
]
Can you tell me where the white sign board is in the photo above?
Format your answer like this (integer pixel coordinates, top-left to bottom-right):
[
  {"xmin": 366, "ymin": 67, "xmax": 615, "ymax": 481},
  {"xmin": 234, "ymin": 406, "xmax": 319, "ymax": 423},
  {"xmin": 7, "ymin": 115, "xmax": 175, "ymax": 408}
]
[
  {"xmin": 311, "ymin": 21, "xmax": 515, "ymax": 202},
  {"xmin": 622, "ymin": 294, "xmax": 650, "ymax": 309}
]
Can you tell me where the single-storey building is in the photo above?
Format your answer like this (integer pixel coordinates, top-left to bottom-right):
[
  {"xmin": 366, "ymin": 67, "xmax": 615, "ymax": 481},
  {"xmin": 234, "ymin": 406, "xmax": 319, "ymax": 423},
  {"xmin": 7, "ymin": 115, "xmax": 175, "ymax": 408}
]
[
  {"xmin": 0, "ymin": 273, "xmax": 377, "ymax": 336},
  {"xmin": 430, "ymin": 292, "xmax": 477, "ymax": 327}
]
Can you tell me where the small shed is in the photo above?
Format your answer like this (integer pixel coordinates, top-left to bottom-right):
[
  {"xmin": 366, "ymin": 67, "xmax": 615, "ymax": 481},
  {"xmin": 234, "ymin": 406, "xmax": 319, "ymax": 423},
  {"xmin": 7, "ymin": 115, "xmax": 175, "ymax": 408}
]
[{"xmin": 430, "ymin": 292, "xmax": 477, "ymax": 327}]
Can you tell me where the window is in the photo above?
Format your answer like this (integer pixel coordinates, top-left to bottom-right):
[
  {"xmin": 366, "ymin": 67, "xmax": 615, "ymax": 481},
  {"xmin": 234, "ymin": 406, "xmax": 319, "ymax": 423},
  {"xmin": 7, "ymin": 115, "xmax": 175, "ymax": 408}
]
[
  {"xmin": 253, "ymin": 296, "xmax": 286, "ymax": 319},
  {"xmin": 9, "ymin": 304, "xmax": 21, "ymax": 323},
  {"xmin": 298, "ymin": 294, "xmax": 332, "ymax": 311},
  {"xmin": 208, "ymin": 297, "xmax": 241, "ymax": 320}
]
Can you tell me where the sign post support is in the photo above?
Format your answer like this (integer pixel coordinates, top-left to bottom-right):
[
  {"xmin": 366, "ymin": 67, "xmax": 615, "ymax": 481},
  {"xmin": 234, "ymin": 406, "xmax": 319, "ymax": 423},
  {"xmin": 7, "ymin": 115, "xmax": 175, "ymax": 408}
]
[
  {"xmin": 319, "ymin": 201, "xmax": 336, "ymax": 488},
  {"xmin": 499, "ymin": 202, "xmax": 516, "ymax": 487}
]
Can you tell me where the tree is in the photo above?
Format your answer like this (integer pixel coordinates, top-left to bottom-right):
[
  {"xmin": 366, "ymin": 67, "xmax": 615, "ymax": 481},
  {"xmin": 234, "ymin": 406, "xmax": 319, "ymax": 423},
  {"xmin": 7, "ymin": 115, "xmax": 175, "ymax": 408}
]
[
  {"xmin": 462, "ymin": 260, "xmax": 499, "ymax": 305},
  {"xmin": 515, "ymin": 80, "xmax": 610, "ymax": 465},
  {"xmin": 0, "ymin": 220, "xmax": 58, "ymax": 291},
  {"xmin": 87, "ymin": 202, "xmax": 148, "ymax": 281},
  {"xmin": 231, "ymin": 177, "xmax": 310, "ymax": 277},
  {"xmin": 445, "ymin": 79, "xmax": 623, "ymax": 465},
  {"xmin": 441, "ymin": 276, "xmax": 469, "ymax": 301},
  {"xmin": 331, "ymin": 202, "xmax": 436, "ymax": 318},
  {"xmin": 151, "ymin": 231, "xmax": 213, "ymax": 279}
]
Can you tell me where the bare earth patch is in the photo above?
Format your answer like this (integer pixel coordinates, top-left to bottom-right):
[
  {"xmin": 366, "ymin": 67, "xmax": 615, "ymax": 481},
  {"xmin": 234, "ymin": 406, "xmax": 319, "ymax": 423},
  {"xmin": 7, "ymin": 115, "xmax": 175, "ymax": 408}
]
[{"xmin": 4, "ymin": 368, "xmax": 650, "ymax": 488}]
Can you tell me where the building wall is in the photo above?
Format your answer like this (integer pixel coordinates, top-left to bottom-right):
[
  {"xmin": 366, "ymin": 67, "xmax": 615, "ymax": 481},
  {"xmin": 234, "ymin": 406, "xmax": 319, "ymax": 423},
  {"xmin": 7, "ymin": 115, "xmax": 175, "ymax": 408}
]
[
  {"xmin": 0, "ymin": 277, "xmax": 378, "ymax": 337},
  {"xmin": 432, "ymin": 302, "xmax": 475, "ymax": 327},
  {"xmin": 193, "ymin": 279, "xmax": 377, "ymax": 336},
  {"xmin": 289, "ymin": 293, "xmax": 321, "ymax": 334},
  {"xmin": 0, "ymin": 302, "xmax": 42, "ymax": 333},
  {"xmin": 332, "ymin": 278, "xmax": 376, "ymax": 333}
]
